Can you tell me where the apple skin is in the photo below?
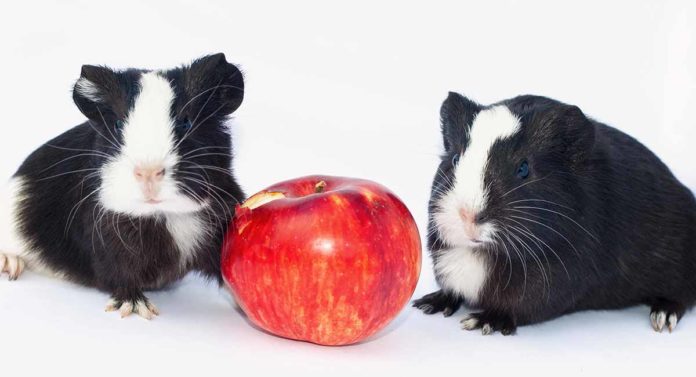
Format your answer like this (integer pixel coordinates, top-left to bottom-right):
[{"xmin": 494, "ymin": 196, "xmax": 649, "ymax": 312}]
[{"xmin": 222, "ymin": 175, "xmax": 421, "ymax": 346}]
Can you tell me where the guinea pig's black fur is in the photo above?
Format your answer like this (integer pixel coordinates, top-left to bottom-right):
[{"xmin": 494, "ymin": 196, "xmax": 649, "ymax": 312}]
[
  {"xmin": 414, "ymin": 93, "xmax": 696, "ymax": 335},
  {"xmin": 3, "ymin": 53, "xmax": 245, "ymax": 318}
]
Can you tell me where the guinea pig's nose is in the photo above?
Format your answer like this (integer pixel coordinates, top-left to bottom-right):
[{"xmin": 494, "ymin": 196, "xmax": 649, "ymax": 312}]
[
  {"xmin": 459, "ymin": 207, "xmax": 475, "ymax": 224},
  {"xmin": 134, "ymin": 165, "xmax": 166, "ymax": 183}
]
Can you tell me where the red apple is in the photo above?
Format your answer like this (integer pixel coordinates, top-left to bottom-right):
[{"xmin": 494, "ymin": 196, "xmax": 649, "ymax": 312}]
[{"xmin": 221, "ymin": 175, "xmax": 421, "ymax": 346}]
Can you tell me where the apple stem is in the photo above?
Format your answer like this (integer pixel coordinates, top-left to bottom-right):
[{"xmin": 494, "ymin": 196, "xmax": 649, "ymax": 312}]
[{"xmin": 315, "ymin": 181, "xmax": 327, "ymax": 193}]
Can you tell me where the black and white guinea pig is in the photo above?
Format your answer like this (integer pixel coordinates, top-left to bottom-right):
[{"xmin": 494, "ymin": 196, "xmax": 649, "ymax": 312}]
[
  {"xmin": 0, "ymin": 53, "xmax": 246, "ymax": 319},
  {"xmin": 414, "ymin": 92, "xmax": 696, "ymax": 335}
]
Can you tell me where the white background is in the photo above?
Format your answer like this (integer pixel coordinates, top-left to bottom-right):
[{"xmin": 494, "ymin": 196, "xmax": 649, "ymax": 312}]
[{"xmin": 1, "ymin": 1, "xmax": 695, "ymax": 376}]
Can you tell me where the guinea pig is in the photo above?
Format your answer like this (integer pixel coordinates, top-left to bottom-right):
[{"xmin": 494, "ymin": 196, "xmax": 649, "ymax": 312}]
[
  {"xmin": 0, "ymin": 53, "xmax": 246, "ymax": 319},
  {"xmin": 414, "ymin": 92, "xmax": 696, "ymax": 335}
]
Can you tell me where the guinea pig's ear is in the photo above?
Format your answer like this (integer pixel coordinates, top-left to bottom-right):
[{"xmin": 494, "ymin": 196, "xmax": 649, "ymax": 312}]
[
  {"xmin": 73, "ymin": 65, "xmax": 122, "ymax": 120},
  {"xmin": 440, "ymin": 92, "xmax": 481, "ymax": 152},
  {"xmin": 184, "ymin": 53, "xmax": 245, "ymax": 117},
  {"xmin": 548, "ymin": 104, "xmax": 596, "ymax": 163}
]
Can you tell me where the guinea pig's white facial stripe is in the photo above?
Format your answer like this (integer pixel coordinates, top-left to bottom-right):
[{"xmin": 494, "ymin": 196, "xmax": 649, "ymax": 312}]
[
  {"xmin": 121, "ymin": 72, "xmax": 177, "ymax": 165},
  {"xmin": 98, "ymin": 72, "xmax": 202, "ymax": 216},
  {"xmin": 452, "ymin": 105, "xmax": 520, "ymax": 213},
  {"xmin": 434, "ymin": 105, "xmax": 520, "ymax": 248},
  {"xmin": 75, "ymin": 78, "xmax": 103, "ymax": 103}
]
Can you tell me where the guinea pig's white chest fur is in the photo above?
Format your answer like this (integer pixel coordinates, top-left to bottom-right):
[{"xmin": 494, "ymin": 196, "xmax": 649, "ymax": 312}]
[
  {"xmin": 434, "ymin": 247, "xmax": 489, "ymax": 304},
  {"xmin": 165, "ymin": 212, "xmax": 208, "ymax": 268}
]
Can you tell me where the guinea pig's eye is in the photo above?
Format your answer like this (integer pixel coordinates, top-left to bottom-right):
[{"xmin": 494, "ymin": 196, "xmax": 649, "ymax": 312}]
[
  {"xmin": 115, "ymin": 120, "xmax": 125, "ymax": 130},
  {"xmin": 179, "ymin": 119, "xmax": 193, "ymax": 132},
  {"xmin": 516, "ymin": 161, "xmax": 530, "ymax": 179},
  {"xmin": 451, "ymin": 153, "xmax": 461, "ymax": 166}
]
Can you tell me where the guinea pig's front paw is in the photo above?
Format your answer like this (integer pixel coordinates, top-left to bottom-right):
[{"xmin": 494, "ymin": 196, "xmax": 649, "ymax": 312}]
[
  {"xmin": 0, "ymin": 253, "xmax": 26, "ymax": 281},
  {"xmin": 105, "ymin": 294, "xmax": 160, "ymax": 320},
  {"xmin": 460, "ymin": 311, "xmax": 516, "ymax": 336},
  {"xmin": 412, "ymin": 290, "xmax": 462, "ymax": 317}
]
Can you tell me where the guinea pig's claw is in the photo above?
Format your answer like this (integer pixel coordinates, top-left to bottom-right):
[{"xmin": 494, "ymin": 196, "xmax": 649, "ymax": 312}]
[
  {"xmin": 134, "ymin": 300, "xmax": 159, "ymax": 320},
  {"xmin": 460, "ymin": 311, "xmax": 516, "ymax": 336},
  {"xmin": 650, "ymin": 310, "xmax": 666, "ymax": 332},
  {"xmin": 105, "ymin": 297, "xmax": 159, "ymax": 320},
  {"xmin": 120, "ymin": 302, "xmax": 134, "ymax": 318},
  {"xmin": 460, "ymin": 315, "xmax": 480, "ymax": 331},
  {"xmin": 0, "ymin": 254, "xmax": 26, "ymax": 281},
  {"xmin": 650, "ymin": 309, "xmax": 680, "ymax": 333},
  {"xmin": 104, "ymin": 298, "xmax": 119, "ymax": 312},
  {"xmin": 667, "ymin": 313, "xmax": 678, "ymax": 333}
]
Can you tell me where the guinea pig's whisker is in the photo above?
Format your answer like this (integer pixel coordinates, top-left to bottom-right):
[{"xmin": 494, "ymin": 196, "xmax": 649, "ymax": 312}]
[
  {"xmin": 432, "ymin": 183, "xmax": 452, "ymax": 199},
  {"xmin": 180, "ymin": 161, "xmax": 234, "ymax": 177},
  {"xmin": 179, "ymin": 152, "xmax": 233, "ymax": 160},
  {"xmin": 178, "ymin": 170, "xmax": 238, "ymax": 203},
  {"xmin": 178, "ymin": 164, "xmax": 212, "ymax": 184},
  {"xmin": 97, "ymin": 207, "xmax": 108, "ymax": 248},
  {"xmin": 507, "ymin": 223, "xmax": 551, "ymax": 270},
  {"xmin": 507, "ymin": 224, "xmax": 557, "ymax": 302},
  {"xmin": 508, "ymin": 213, "xmax": 581, "ymax": 259},
  {"xmin": 177, "ymin": 183, "xmax": 224, "ymax": 231},
  {"xmin": 71, "ymin": 101, "xmax": 120, "ymax": 152},
  {"xmin": 98, "ymin": 109, "xmax": 120, "ymax": 147},
  {"xmin": 113, "ymin": 213, "xmax": 137, "ymax": 256},
  {"xmin": 180, "ymin": 145, "xmax": 231, "ymax": 158},
  {"xmin": 187, "ymin": 189, "xmax": 223, "ymax": 220},
  {"xmin": 176, "ymin": 183, "xmax": 205, "ymax": 204},
  {"xmin": 69, "ymin": 171, "xmax": 100, "ymax": 196},
  {"xmin": 500, "ymin": 173, "xmax": 554, "ymax": 198},
  {"xmin": 429, "ymin": 187, "xmax": 451, "ymax": 201},
  {"xmin": 436, "ymin": 167, "xmax": 455, "ymax": 188},
  {"xmin": 64, "ymin": 187, "xmax": 101, "ymax": 236},
  {"xmin": 176, "ymin": 83, "xmax": 243, "ymax": 118},
  {"xmin": 190, "ymin": 103, "xmax": 227, "ymax": 134},
  {"xmin": 178, "ymin": 176, "xmax": 233, "ymax": 218},
  {"xmin": 179, "ymin": 183, "xmax": 226, "ymax": 226},
  {"xmin": 499, "ymin": 227, "xmax": 528, "ymax": 299},
  {"xmin": 94, "ymin": 106, "xmax": 122, "ymax": 150},
  {"xmin": 37, "ymin": 153, "xmax": 109, "ymax": 174},
  {"xmin": 190, "ymin": 79, "xmax": 224, "ymax": 124},
  {"xmin": 178, "ymin": 174, "xmax": 221, "ymax": 204},
  {"xmin": 505, "ymin": 224, "xmax": 550, "ymax": 295},
  {"xmin": 91, "ymin": 206, "xmax": 101, "ymax": 249},
  {"xmin": 425, "ymin": 224, "xmax": 440, "ymax": 237},
  {"xmin": 175, "ymin": 100, "xmax": 227, "ymax": 151},
  {"xmin": 37, "ymin": 168, "xmax": 101, "ymax": 181},
  {"xmin": 179, "ymin": 171, "xmax": 240, "ymax": 206},
  {"xmin": 491, "ymin": 231, "xmax": 514, "ymax": 291},
  {"xmin": 512, "ymin": 205, "xmax": 599, "ymax": 242},
  {"xmin": 505, "ymin": 216, "xmax": 570, "ymax": 279},
  {"xmin": 177, "ymin": 184, "xmax": 226, "ymax": 235},
  {"xmin": 90, "ymin": 206, "xmax": 99, "ymax": 255},
  {"xmin": 138, "ymin": 217, "xmax": 144, "ymax": 252},
  {"xmin": 45, "ymin": 144, "xmax": 112, "ymax": 158},
  {"xmin": 506, "ymin": 198, "xmax": 575, "ymax": 212}
]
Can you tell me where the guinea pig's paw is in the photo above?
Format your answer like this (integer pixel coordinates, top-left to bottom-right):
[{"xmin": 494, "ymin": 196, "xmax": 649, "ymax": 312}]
[
  {"xmin": 105, "ymin": 296, "xmax": 160, "ymax": 320},
  {"xmin": 460, "ymin": 312, "xmax": 516, "ymax": 336},
  {"xmin": 412, "ymin": 290, "xmax": 462, "ymax": 317},
  {"xmin": 649, "ymin": 299, "xmax": 685, "ymax": 333},
  {"xmin": 0, "ymin": 253, "xmax": 26, "ymax": 281}
]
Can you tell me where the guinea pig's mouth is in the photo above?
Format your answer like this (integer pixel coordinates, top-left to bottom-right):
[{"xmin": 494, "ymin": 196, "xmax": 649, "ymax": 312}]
[
  {"xmin": 464, "ymin": 238, "xmax": 486, "ymax": 248},
  {"xmin": 145, "ymin": 199, "xmax": 163, "ymax": 204}
]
